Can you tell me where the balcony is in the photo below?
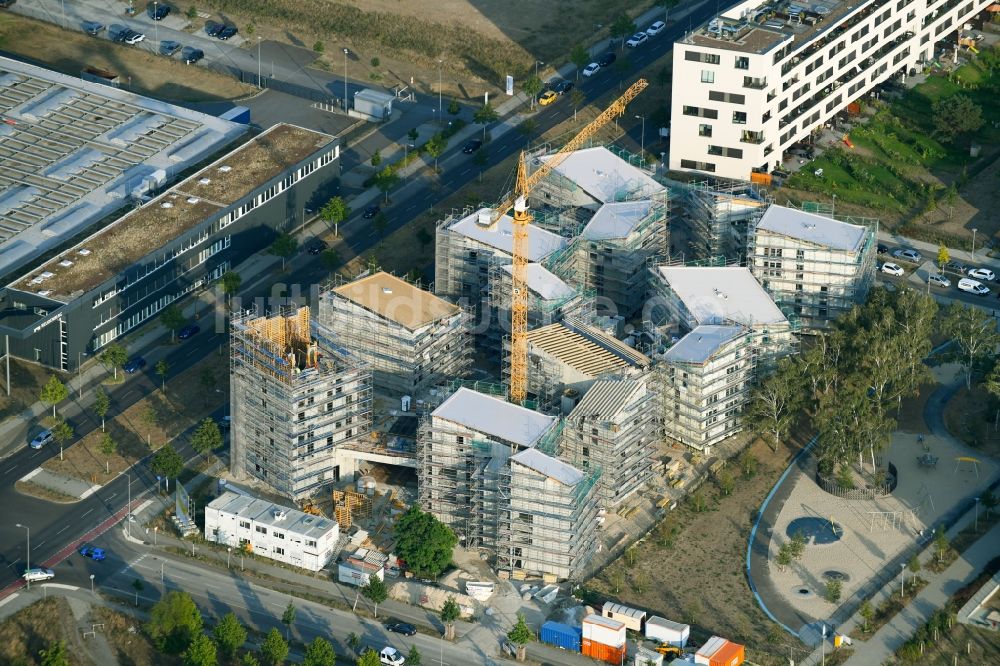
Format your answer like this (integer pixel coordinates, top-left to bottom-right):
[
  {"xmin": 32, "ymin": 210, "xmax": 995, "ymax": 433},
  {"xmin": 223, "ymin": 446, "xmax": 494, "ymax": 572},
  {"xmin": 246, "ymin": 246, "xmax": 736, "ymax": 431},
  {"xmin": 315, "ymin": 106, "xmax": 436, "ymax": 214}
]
[
  {"xmin": 743, "ymin": 77, "xmax": 768, "ymax": 90},
  {"xmin": 741, "ymin": 130, "xmax": 765, "ymax": 145}
]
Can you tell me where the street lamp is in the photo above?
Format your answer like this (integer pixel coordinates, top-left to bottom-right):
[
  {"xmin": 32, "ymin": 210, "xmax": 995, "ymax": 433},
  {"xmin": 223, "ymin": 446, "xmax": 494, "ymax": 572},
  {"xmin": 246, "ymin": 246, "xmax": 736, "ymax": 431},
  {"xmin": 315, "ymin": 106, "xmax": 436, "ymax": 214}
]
[
  {"xmin": 635, "ymin": 114, "xmax": 646, "ymax": 164},
  {"xmin": 832, "ymin": 193, "xmax": 837, "ymax": 216},
  {"xmin": 153, "ymin": 2, "xmax": 159, "ymax": 47},
  {"xmin": 15, "ymin": 523, "xmax": 29, "ymax": 588},
  {"xmin": 126, "ymin": 475, "xmax": 132, "ymax": 538},
  {"xmin": 971, "ymin": 227, "xmax": 978, "ymax": 261},
  {"xmin": 437, "ymin": 59, "xmax": 444, "ymax": 120},
  {"xmin": 258, "ymin": 37, "xmax": 262, "ymax": 87},
  {"xmin": 402, "ymin": 143, "xmax": 415, "ymax": 182},
  {"xmin": 227, "ymin": 547, "xmax": 232, "ymax": 569},
  {"xmin": 77, "ymin": 351, "xmax": 88, "ymax": 397},
  {"xmin": 343, "ymin": 48, "xmax": 350, "ymax": 110},
  {"xmin": 160, "ymin": 561, "xmax": 165, "ymax": 583},
  {"xmin": 154, "ymin": 526, "xmax": 158, "ymax": 546},
  {"xmin": 90, "ymin": 574, "xmax": 95, "ymax": 593},
  {"xmin": 900, "ymin": 562, "xmax": 906, "ymax": 598},
  {"xmin": 974, "ymin": 496, "xmax": 980, "ymax": 531},
  {"xmin": 535, "ymin": 60, "xmax": 544, "ymax": 80}
]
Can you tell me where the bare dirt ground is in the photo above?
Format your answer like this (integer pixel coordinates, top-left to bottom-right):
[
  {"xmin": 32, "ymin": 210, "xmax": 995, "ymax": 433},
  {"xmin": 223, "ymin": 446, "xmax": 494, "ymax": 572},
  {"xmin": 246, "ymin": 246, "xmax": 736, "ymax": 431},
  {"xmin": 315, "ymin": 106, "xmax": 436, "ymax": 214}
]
[
  {"xmin": 584, "ymin": 434, "xmax": 808, "ymax": 665},
  {"xmin": 0, "ymin": 13, "xmax": 253, "ymax": 103},
  {"xmin": 0, "ymin": 597, "xmax": 89, "ymax": 666},
  {"xmin": 95, "ymin": 605, "xmax": 179, "ymax": 666},
  {"xmin": 0, "ymin": 359, "xmax": 61, "ymax": 426}
]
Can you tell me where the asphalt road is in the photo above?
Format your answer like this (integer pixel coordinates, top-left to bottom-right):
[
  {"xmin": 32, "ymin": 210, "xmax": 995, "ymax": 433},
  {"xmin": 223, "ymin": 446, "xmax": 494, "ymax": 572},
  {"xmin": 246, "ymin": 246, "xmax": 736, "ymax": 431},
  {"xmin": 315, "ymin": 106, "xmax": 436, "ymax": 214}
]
[{"xmin": 876, "ymin": 240, "xmax": 1000, "ymax": 309}]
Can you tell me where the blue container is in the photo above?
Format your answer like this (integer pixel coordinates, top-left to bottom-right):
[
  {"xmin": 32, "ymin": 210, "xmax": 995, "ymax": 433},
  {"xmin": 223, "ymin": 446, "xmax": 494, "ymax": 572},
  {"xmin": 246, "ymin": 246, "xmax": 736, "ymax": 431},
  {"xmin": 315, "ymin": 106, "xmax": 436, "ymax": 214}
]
[{"xmin": 540, "ymin": 621, "xmax": 582, "ymax": 652}]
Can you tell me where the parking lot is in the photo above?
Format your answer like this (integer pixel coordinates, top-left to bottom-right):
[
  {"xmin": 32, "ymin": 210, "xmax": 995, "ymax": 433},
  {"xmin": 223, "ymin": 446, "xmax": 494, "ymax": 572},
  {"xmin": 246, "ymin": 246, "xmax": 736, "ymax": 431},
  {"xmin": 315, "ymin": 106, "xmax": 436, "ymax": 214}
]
[{"xmin": 877, "ymin": 241, "xmax": 1000, "ymax": 306}]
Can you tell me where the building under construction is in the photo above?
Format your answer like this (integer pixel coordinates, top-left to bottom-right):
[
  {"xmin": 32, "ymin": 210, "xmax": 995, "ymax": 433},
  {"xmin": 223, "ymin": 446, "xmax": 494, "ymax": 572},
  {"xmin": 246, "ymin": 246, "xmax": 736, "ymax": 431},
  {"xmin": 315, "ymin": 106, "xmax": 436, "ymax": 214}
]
[
  {"xmin": 562, "ymin": 377, "xmax": 657, "ymax": 507},
  {"xmin": 417, "ymin": 387, "xmax": 599, "ymax": 580},
  {"xmin": 669, "ymin": 180, "xmax": 769, "ymax": 263},
  {"xmin": 318, "ymin": 271, "xmax": 472, "ymax": 396},
  {"xmin": 748, "ymin": 204, "xmax": 876, "ymax": 332},
  {"xmin": 230, "ymin": 306, "xmax": 372, "ymax": 500}
]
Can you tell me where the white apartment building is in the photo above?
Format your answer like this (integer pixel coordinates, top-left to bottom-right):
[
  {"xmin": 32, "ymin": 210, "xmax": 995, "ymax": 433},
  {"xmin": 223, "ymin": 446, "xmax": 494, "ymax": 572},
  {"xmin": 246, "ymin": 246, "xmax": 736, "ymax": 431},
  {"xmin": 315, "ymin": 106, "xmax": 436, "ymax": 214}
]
[
  {"xmin": 205, "ymin": 491, "xmax": 340, "ymax": 572},
  {"xmin": 670, "ymin": 0, "xmax": 992, "ymax": 180},
  {"xmin": 749, "ymin": 204, "xmax": 876, "ymax": 331}
]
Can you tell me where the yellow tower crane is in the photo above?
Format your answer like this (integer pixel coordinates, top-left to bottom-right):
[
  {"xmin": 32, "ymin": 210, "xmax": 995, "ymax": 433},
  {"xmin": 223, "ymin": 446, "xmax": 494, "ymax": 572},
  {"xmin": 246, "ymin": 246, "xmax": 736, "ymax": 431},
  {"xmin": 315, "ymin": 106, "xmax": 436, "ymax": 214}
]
[{"xmin": 481, "ymin": 78, "xmax": 648, "ymax": 404}]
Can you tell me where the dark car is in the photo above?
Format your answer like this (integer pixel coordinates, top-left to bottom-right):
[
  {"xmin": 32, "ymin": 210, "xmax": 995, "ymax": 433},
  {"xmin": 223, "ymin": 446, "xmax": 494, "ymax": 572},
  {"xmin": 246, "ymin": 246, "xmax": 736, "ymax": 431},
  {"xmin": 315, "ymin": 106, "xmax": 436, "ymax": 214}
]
[
  {"xmin": 149, "ymin": 4, "xmax": 170, "ymax": 20},
  {"xmin": 178, "ymin": 324, "xmax": 200, "ymax": 340},
  {"xmin": 552, "ymin": 80, "xmax": 574, "ymax": 94},
  {"xmin": 307, "ymin": 240, "xmax": 328, "ymax": 255},
  {"xmin": 184, "ymin": 48, "xmax": 205, "ymax": 64},
  {"xmin": 123, "ymin": 357, "xmax": 146, "ymax": 374},
  {"xmin": 597, "ymin": 52, "xmax": 616, "ymax": 67},
  {"xmin": 876, "ymin": 243, "xmax": 888, "ymax": 254},
  {"xmin": 363, "ymin": 205, "xmax": 380, "ymax": 219},
  {"xmin": 206, "ymin": 22, "xmax": 224, "ymax": 37},
  {"xmin": 83, "ymin": 21, "xmax": 105, "ymax": 35},
  {"xmin": 945, "ymin": 260, "xmax": 969, "ymax": 274},
  {"xmin": 0, "ymin": 0, "xmax": 16, "ymax": 8},
  {"xmin": 218, "ymin": 25, "xmax": 238, "ymax": 40},
  {"xmin": 386, "ymin": 622, "xmax": 416, "ymax": 636},
  {"xmin": 160, "ymin": 40, "xmax": 181, "ymax": 56},
  {"xmin": 79, "ymin": 545, "xmax": 106, "ymax": 561},
  {"xmin": 462, "ymin": 139, "xmax": 483, "ymax": 154}
]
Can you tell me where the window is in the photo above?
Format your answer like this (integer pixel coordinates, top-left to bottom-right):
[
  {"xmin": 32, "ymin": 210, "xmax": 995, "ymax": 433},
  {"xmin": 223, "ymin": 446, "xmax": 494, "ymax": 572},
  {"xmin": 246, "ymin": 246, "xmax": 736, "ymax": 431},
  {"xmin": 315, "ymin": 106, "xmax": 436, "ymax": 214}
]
[
  {"xmin": 735, "ymin": 56, "xmax": 749, "ymax": 70},
  {"xmin": 682, "ymin": 106, "xmax": 719, "ymax": 119},
  {"xmin": 239, "ymin": 520, "xmax": 250, "ymax": 529},
  {"xmin": 680, "ymin": 159, "xmax": 716, "ymax": 172},
  {"xmin": 274, "ymin": 547, "xmax": 285, "ymax": 556},
  {"xmin": 698, "ymin": 124, "xmax": 713, "ymax": 137},
  {"xmin": 685, "ymin": 51, "xmax": 720, "ymax": 64},
  {"xmin": 708, "ymin": 91, "xmax": 746, "ymax": 104},
  {"xmin": 701, "ymin": 70, "xmax": 715, "ymax": 84},
  {"xmin": 708, "ymin": 145, "xmax": 743, "ymax": 159},
  {"xmin": 275, "ymin": 532, "xmax": 285, "ymax": 540},
  {"xmin": 255, "ymin": 526, "xmax": 267, "ymax": 535},
  {"xmin": 305, "ymin": 539, "xmax": 317, "ymax": 548},
  {"xmin": 733, "ymin": 111, "xmax": 747, "ymax": 124}
]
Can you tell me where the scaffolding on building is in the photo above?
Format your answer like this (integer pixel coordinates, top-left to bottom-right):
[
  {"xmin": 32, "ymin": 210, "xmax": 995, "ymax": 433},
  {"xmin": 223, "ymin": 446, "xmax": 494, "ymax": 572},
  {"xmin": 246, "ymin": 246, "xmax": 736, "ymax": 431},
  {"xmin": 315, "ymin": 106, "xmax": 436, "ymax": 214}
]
[{"xmin": 668, "ymin": 179, "xmax": 770, "ymax": 263}]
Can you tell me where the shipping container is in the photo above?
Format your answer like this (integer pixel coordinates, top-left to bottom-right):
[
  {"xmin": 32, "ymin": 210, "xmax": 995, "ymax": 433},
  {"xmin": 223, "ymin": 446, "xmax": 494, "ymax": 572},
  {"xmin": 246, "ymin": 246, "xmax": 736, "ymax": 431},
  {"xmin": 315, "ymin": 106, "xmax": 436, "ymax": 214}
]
[
  {"xmin": 583, "ymin": 638, "xmax": 627, "ymax": 665},
  {"xmin": 540, "ymin": 621, "xmax": 582, "ymax": 652},
  {"xmin": 645, "ymin": 616, "xmax": 690, "ymax": 647},
  {"xmin": 602, "ymin": 601, "xmax": 647, "ymax": 632},
  {"xmin": 583, "ymin": 613, "xmax": 627, "ymax": 648},
  {"xmin": 694, "ymin": 636, "xmax": 745, "ymax": 666}
]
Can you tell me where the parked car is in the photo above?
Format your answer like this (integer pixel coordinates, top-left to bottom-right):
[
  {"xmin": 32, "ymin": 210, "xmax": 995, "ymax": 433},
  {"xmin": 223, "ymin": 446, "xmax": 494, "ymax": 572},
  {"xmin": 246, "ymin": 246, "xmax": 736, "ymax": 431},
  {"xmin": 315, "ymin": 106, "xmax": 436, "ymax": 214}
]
[
  {"xmin": 386, "ymin": 622, "xmax": 416, "ymax": 636},
  {"xmin": 160, "ymin": 40, "xmax": 182, "ymax": 56},
  {"xmin": 945, "ymin": 260, "xmax": 969, "ymax": 274},
  {"xmin": 880, "ymin": 262, "xmax": 904, "ymax": 276},
  {"xmin": 626, "ymin": 32, "xmax": 649, "ymax": 47},
  {"xmin": 876, "ymin": 243, "xmax": 889, "ymax": 254},
  {"xmin": 0, "ymin": 0, "xmax": 16, "ymax": 8},
  {"xmin": 78, "ymin": 545, "xmax": 107, "ymax": 561},
  {"xmin": 307, "ymin": 240, "xmax": 328, "ymax": 255},
  {"xmin": 646, "ymin": 20, "xmax": 666, "ymax": 36},
  {"xmin": 22, "ymin": 568, "xmax": 55, "ymax": 583},
  {"xmin": 149, "ymin": 4, "xmax": 170, "ymax": 20},
  {"xmin": 206, "ymin": 22, "xmax": 224, "ymax": 37},
  {"xmin": 958, "ymin": 278, "xmax": 989, "ymax": 295},
  {"xmin": 462, "ymin": 139, "xmax": 482, "ymax": 154},
  {"xmin": 968, "ymin": 267, "xmax": 995, "ymax": 281},
  {"xmin": 379, "ymin": 647, "xmax": 405, "ymax": 666},
  {"xmin": 927, "ymin": 274, "xmax": 951, "ymax": 288},
  {"xmin": 29, "ymin": 429, "xmax": 53, "ymax": 450},
  {"xmin": 597, "ymin": 52, "xmax": 616, "ymax": 67},
  {"xmin": 123, "ymin": 30, "xmax": 146, "ymax": 45},
  {"xmin": 123, "ymin": 357, "xmax": 146, "ymax": 374},
  {"xmin": 178, "ymin": 324, "xmax": 200, "ymax": 340},
  {"xmin": 363, "ymin": 205, "xmax": 380, "ymax": 219},
  {"xmin": 582, "ymin": 62, "xmax": 600, "ymax": 77},
  {"xmin": 538, "ymin": 90, "xmax": 558, "ymax": 106},
  {"xmin": 551, "ymin": 80, "xmax": 573, "ymax": 94},
  {"xmin": 219, "ymin": 415, "xmax": 232, "ymax": 429},
  {"xmin": 83, "ymin": 21, "xmax": 105, "ymax": 35},
  {"xmin": 891, "ymin": 248, "xmax": 922, "ymax": 262},
  {"xmin": 218, "ymin": 25, "xmax": 238, "ymax": 40},
  {"xmin": 184, "ymin": 48, "xmax": 205, "ymax": 64}
]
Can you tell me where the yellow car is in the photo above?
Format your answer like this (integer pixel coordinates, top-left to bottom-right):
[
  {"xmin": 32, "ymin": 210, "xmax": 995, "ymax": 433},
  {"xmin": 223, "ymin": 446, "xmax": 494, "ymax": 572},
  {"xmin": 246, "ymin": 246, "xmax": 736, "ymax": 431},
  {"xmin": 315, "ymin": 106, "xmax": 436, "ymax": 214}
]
[{"xmin": 538, "ymin": 90, "xmax": 558, "ymax": 106}]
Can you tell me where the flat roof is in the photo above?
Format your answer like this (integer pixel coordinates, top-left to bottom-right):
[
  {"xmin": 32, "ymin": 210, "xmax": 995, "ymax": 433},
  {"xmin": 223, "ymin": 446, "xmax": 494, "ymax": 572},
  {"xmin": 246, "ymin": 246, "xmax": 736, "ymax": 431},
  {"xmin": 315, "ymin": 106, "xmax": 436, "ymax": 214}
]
[
  {"xmin": 756, "ymin": 204, "xmax": 867, "ymax": 252},
  {"xmin": 539, "ymin": 147, "xmax": 664, "ymax": 204},
  {"xmin": 12, "ymin": 124, "xmax": 334, "ymax": 301},
  {"xmin": 602, "ymin": 601, "xmax": 647, "ymax": 619},
  {"xmin": 583, "ymin": 614, "xmax": 626, "ymax": 630},
  {"xmin": 333, "ymin": 271, "xmax": 459, "ymax": 331},
  {"xmin": 0, "ymin": 55, "xmax": 244, "ymax": 279},
  {"xmin": 510, "ymin": 448, "xmax": 584, "ymax": 486},
  {"xmin": 657, "ymin": 266, "xmax": 787, "ymax": 327},
  {"xmin": 501, "ymin": 263, "xmax": 576, "ymax": 301},
  {"xmin": 664, "ymin": 325, "xmax": 747, "ymax": 364},
  {"xmin": 581, "ymin": 201, "xmax": 653, "ymax": 241},
  {"xmin": 448, "ymin": 208, "xmax": 568, "ymax": 262},
  {"xmin": 570, "ymin": 378, "xmax": 645, "ymax": 420},
  {"xmin": 432, "ymin": 387, "xmax": 556, "ymax": 448},
  {"xmin": 527, "ymin": 318, "xmax": 650, "ymax": 377},
  {"xmin": 647, "ymin": 616, "xmax": 690, "ymax": 632},
  {"xmin": 208, "ymin": 490, "xmax": 338, "ymax": 540}
]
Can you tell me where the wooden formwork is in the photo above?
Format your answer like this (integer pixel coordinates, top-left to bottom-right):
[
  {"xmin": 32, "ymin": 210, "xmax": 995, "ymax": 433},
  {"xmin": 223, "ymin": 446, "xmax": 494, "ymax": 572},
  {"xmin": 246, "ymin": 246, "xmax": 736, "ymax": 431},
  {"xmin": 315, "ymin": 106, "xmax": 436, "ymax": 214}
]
[{"xmin": 332, "ymin": 489, "xmax": 373, "ymax": 529}]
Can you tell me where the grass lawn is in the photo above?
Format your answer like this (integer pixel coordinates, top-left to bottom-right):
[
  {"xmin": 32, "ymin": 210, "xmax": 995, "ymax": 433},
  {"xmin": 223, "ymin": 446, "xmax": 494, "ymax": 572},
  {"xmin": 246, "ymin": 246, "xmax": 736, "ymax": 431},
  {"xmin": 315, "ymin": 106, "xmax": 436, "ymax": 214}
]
[
  {"xmin": 0, "ymin": 359, "xmax": 64, "ymax": 428},
  {"xmin": 0, "ymin": 597, "xmax": 90, "ymax": 666}
]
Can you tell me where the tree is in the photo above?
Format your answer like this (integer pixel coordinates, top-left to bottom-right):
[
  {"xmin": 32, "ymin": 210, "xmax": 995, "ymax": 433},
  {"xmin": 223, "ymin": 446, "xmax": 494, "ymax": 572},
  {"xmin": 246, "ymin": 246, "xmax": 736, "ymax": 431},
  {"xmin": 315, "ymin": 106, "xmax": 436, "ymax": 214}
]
[
  {"xmin": 937, "ymin": 244, "xmax": 950, "ymax": 270},
  {"xmin": 280, "ymin": 601, "xmax": 296, "ymax": 640},
  {"xmin": 942, "ymin": 302, "xmax": 1000, "ymax": 388},
  {"xmin": 824, "ymin": 579, "xmax": 842, "ymax": 603},
  {"xmin": 40, "ymin": 374, "xmax": 68, "ymax": 418},
  {"xmin": 373, "ymin": 212, "xmax": 389, "ymax": 243},
  {"xmin": 183, "ymin": 634, "xmax": 218, "ymax": 666},
  {"xmin": 394, "ymin": 506, "xmax": 457, "ymax": 578},
  {"xmin": 156, "ymin": 359, "xmax": 170, "ymax": 390},
  {"xmin": 932, "ymin": 94, "xmax": 983, "ymax": 142},
  {"xmin": 982, "ymin": 489, "xmax": 997, "ymax": 518},
  {"xmin": 151, "ymin": 444, "xmax": 184, "ymax": 490},
  {"xmin": 775, "ymin": 543, "xmax": 793, "ymax": 571},
  {"xmin": 610, "ymin": 12, "xmax": 637, "ymax": 51},
  {"xmin": 99, "ymin": 343, "xmax": 128, "ymax": 379},
  {"xmin": 347, "ymin": 632, "xmax": 361, "ymax": 654},
  {"xmin": 320, "ymin": 249, "xmax": 341, "ymax": 271},
  {"xmin": 192, "ymin": 418, "xmax": 223, "ymax": 460},
  {"xmin": 835, "ymin": 463, "xmax": 855, "ymax": 490},
  {"xmin": 320, "ymin": 196, "xmax": 350, "ymax": 235},
  {"xmin": 408, "ymin": 127, "xmax": 419, "ymax": 142},
  {"xmin": 473, "ymin": 103, "xmax": 499, "ymax": 140},
  {"xmin": 161, "ymin": 305, "xmax": 185, "ymax": 342},
  {"xmin": 213, "ymin": 612, "xmax": 247, "ymax": 662},
  {"xmin": 507, "ymin": 613, "xmax": 533, "ymax": 662},
  {"xmin": 39, "ymin": 640, "xmax": 69, "ymax": 666},
  {"xmin": 569, "ymin": 88, "xmax": 586, "ymax": 122},
  {"xmin": 738, "ymin": 450, "xmax": 758, "ymax": 477},
  {"xmin": 99, "ymin": 432, "xmax": 117, "ymax": 474},
  {"xmin": 522, "ymin": 75, "xmax": 543, "ymax": 109},
  {"xmin": 859, "ymin": 599, "xmax": 874, "ymax": 632},
  {"xmin": 147, "ymin": 591, "xmax": 203, "ymax": 654},
  {"xmin": 745, "ymin": 357, "xmax": 803, "ymax": 450},
  {"xmin": 260, "ymin": 628, "xmax": 288, "ymax": 666},
  {"xmin": 200, "ymin": 367, "xmax": 217, "ymax": 393},
  {"xmin": 907, "ymin": 554, "xmax": 921, "ymax": 576},
  {"xmin": 90, "ymin": 388, "xmax": 110, "ymax": 433},
  {"xmin": 270, "ymin": 233, "xmax": 298, "ymax": 270},
  {"xmin": 933, "ymin": 526, "xmax": 950, "ymax": 564},
  {"xmin": 221, "ymin": 271, "xmax": 242, "ymax": 301},
  {"xmin": 186, "ymin": 6, "xmax": 198, "ymax": 19},
  {"xmin": 440, "ymin": 595, "xmax": 460, "ymax": 640},
  {"xmin": 370, "ymin": 148, "xmax": 382, "ymax": 168},
  {"xmin": 406, "ymin": 645, "xmax": 422, "ymax": 666},
  {"xmin": 424, "ymin": 135, "xmax": 446, "ymax": 172},
  {"xmin": 448, "ymin": 99, "xmax": 460, "ymax": 115},
  {"xmin": 302, "ymin": 637, "xmax": 336, "ymax": 666},
  {"xmin": 313, "ymin": 40, "xmax": 324, "ymax": 53},
  {"xmin": 361, "ymin": 575, "xmax": 388, "ymax": 618},
  {"xmin": 789, "ymin": 531, "xmax": 807, "ymax": 560},
  {"xmin": 356, "ymin": 649, "xmax": 381, "ymax": 666},
  {"xmin": 241, "ymin": 653, "xmax": 260, "ymax": 666},
  {"xmin": 716, "ymin": 469, "xmax": 735, "ymax": 496},
  {"xmin": 655, "ymin": 65, "xmax": 671, "ymax": 88},
  {"xmin": 51, "ymin": 417, "xmax": 74, "ymax": 458},
  {"xmin": 374, "ymin": 167, "xmax": 399, "ymax": 202},
  {"xmin": 570, "ymin": 43, "xmax": 589, "ymax": 79}
]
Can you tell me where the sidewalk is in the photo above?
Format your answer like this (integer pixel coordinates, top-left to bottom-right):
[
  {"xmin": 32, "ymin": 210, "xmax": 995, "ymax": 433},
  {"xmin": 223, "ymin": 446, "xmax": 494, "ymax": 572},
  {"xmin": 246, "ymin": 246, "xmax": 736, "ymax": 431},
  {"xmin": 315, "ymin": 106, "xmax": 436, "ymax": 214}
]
[{"xmin": 878, "ymin": 229, "xmax": 1000, "ymax": 272}]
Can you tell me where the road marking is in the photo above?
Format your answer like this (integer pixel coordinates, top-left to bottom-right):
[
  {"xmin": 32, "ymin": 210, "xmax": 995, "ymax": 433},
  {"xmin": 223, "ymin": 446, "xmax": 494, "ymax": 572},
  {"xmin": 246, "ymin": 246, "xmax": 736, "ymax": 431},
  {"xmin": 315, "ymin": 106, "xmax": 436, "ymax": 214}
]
[
  {"xmin": 107, "ymin": 493, "xmax": 116, "ymax": 500},
  {"xmin": 4, "ymin": 466, "xmax": 15, "ymax": 474},
  {"xmin": 35, "ymin": 540, "xmax": 45, "ymax": 548},
  {"xmin": 82, "ymin": 508, "xmax": 93, "ymax": 517},
  {"xmin": 56, "ymin": 525, "xmax": 69, "ymax": 535}
]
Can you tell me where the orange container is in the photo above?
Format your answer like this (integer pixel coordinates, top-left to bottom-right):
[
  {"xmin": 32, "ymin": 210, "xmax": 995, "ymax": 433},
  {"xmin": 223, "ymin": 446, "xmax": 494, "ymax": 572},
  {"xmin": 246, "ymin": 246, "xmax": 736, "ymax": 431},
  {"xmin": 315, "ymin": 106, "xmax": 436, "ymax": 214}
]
[
  {"xmin": 582, "ymin": 638, "xmax": 626, "ymax": 665},
  {"xmin": 696, "ymin": 638, "xmax": 745, "ymax": 666}
]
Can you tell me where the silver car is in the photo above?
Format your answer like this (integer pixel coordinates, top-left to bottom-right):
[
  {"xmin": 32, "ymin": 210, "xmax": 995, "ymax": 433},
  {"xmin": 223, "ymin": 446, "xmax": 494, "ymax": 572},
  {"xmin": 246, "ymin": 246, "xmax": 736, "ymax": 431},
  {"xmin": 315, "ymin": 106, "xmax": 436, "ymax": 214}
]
[
  {"xmin": 927, "ymin": 274, "xmax": 951, "ymax": 288},
  {"xmin": 29, "ymin": 429, "xmax": 53, "ymax": 449}
]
